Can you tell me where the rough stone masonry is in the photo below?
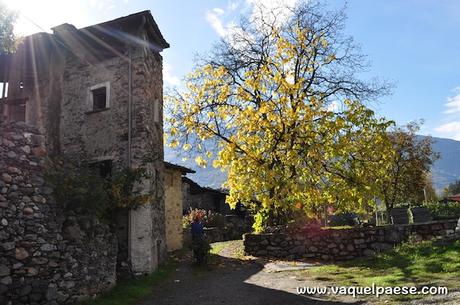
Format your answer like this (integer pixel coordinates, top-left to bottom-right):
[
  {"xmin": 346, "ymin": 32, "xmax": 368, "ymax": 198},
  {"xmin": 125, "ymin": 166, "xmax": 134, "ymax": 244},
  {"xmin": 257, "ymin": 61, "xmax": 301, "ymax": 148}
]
[
  {"xmin": 244, "ymin": 220, "xmax": 458, "ymax": 261},
  {"xmin": 0, "ymin": 123, "xmax": 118, "ymax": 305}
]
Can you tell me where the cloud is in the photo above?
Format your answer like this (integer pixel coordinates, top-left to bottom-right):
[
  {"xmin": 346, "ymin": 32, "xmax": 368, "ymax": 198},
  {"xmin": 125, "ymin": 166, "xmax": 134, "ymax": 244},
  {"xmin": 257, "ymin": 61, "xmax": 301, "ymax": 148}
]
[
  {"xmin": 206, "ymin": 8, "xmax": 228, "ymax": 37},
  {"xmin": 163, "ymin": 63, "xmax": 180, "ymax": 86},
  {"xmin": 205, "ymin": 0, "xmax": 298, "ymax": 39},
  {"xmin": 246, "ymin": 0, "xmax": 299, "ymax": 27},
  {"xmin": 435, "ymin": 122, "xmax": 460, "ymax": 140},
  {"xmin": 444, "ymin": 92, "xmax": 460, "ymax": 114}
]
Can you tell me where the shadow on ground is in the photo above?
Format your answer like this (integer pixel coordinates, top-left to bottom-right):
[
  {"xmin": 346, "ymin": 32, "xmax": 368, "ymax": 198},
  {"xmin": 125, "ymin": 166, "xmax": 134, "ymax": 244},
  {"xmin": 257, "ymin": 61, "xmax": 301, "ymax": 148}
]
[{"xmin": 140, "ymin": 252, "xmax": 365, "ymax": 305}]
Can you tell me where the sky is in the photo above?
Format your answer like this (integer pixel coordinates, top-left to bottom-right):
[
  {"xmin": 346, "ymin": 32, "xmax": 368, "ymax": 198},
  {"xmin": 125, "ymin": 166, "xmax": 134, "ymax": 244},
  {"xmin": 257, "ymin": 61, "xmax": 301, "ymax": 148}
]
[{"xmin": 5, "ymin": 0, "xmax": 460, "ymax": 140}]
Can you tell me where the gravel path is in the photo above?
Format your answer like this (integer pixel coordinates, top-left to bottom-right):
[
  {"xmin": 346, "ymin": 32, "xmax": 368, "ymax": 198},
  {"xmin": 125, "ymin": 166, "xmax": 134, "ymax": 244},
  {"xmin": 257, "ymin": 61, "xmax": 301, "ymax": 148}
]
[
  {"xmin": 140, "ymin": 246, "xmax": 363, "ymax": 305},
  {"xmin": 139, "ymin": 241, "xmax": 459, "ymax": 305}
]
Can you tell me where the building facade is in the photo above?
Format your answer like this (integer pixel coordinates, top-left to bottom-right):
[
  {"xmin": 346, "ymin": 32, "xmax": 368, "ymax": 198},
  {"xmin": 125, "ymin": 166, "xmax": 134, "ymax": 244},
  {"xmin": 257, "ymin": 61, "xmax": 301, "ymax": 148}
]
[{"xmin": 0, "ymin": 11, "xmax": 169, "ymax": 274}]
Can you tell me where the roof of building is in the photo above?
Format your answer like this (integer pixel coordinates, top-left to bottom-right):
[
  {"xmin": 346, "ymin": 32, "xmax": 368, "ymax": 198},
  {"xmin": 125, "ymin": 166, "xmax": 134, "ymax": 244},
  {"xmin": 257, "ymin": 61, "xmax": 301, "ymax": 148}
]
[
  {"xmin": 447, "ymin": 194, "xmax": 460, "ymax": 202},
  {"xmin": 0, "ymin": 11, "xmax": 169, "ymax": 82},
  {"xmin": 164, "ymin": 161, "xmax": 196, "ymax": 174},
  {"xmin": 182, "ymin": 176, "xmax": 229, "ymax": 196}
]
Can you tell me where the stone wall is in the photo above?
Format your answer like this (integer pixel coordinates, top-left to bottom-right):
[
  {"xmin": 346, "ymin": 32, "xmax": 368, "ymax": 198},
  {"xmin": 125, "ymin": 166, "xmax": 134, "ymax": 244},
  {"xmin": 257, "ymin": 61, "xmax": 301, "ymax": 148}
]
[
  {"xmin": 184, "ymin": 215, "xmax": 254, "ymax": 245},
  {"xmin": 0, "ymin": 123, "xmax": 117, "ymax": 305},
  {"xmin": 244, "ymin": 219, "xmax": 458, "ymax": 261}
]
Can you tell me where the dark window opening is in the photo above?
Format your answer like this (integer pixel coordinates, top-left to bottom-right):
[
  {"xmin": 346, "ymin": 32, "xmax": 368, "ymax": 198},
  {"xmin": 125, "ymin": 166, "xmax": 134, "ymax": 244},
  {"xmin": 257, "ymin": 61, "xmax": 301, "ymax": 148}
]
[
  {"xmin": 92, "ymin": 87, "xmax": 107, "ymax": 111},
  {"xmin": 89, "ymin": 160, "xmax": 113, "ymax": 178}
]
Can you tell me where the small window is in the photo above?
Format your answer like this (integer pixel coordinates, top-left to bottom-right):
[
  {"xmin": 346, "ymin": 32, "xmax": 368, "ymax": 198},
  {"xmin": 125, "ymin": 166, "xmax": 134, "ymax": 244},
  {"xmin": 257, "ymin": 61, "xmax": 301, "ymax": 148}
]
[
  {"xmin": 1, "ymin": 82, "xmax": 8, "ymax": 98},
  {"xmin": 88, "ymin": 82, "xmax": 110, "ymax": 112},
  {"xmin": 89, "ymin": 160, "xmax": 113, "ymax": 178},
  {"xmin": 92, "ymin": 87, "xmax": 107, "ymax": 110}
]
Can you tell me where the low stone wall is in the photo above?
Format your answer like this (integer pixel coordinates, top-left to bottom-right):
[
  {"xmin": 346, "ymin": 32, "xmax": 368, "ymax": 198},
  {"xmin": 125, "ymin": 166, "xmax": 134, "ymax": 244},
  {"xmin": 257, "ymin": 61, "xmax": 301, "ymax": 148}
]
[
  {"xmin": 244, "ymin": 219, "xmax": 458, "ymax": 261},
  {"xmin": 183, "ymin": 214, "xmax": 254, "ymax": 245},
  {"xmin": 0, "ymin": 123, "xmax": 117, "ymax": 305}
]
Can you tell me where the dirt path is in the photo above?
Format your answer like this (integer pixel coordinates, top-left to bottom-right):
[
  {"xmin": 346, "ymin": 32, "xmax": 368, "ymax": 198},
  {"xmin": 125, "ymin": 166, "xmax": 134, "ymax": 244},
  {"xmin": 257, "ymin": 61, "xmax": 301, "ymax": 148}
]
[
  {"xmin": 139, "ymin": 240, "xmax": 459, "ymax": 305},
  {"xmin": 139, "ymin": 242, "xmax": 363, "ymax": 305}
]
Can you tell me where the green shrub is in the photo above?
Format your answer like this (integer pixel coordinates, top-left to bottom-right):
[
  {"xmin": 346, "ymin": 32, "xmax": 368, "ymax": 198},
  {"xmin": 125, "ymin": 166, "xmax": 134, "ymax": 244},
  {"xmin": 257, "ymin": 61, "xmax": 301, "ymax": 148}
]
[
  {"xmin": 423, "ymin": 201, "xmax": 460, "ymax": 220},
  {"xmin": 204, "ymin": 210, "xmax": 225, "ymax": 228},
  {"xmin": 182, "ymin": 209, "xmax": 225, "ymax": 228},
  {"xmin": 44, "ymin": 157, "xmax": 151, "ymax": 219}
]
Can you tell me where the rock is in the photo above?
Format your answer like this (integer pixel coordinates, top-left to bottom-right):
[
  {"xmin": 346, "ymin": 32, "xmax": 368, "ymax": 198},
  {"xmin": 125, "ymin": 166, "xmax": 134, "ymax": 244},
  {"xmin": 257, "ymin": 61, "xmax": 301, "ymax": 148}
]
[
  {"xmin": 2, "ymin": 242, "xmax": 15, "ymax": 251},
  {"xmin": 0, "ymin": 276, "xmax": 12, "ymax": 285},
  {"xmin": 32, "ymin": 195, "xmax": 46, "ymax": 204},
  {"xmin": 7, "ymin": 167, "xmax": 21, "ymax": 174},
  {"xmin": 23, "ymin": 207, "xmax": 34, "ymax": 215},
  {"xmin": 21, "ymin": 146, "xmax": 31, "ymax": 154},
  {"xmin": 6, "ymin": 151, "xmax": 16, "ymax": 159},
  {"xmin": 15, "ymin": 247, "xmax": 29, "ymax": 260},
  {"xmin": 3, "ymin": 138, "xmax": 15, "ymax": 147},
  {"xmin": 27, "ymin": 267, "xmax": 38, "ymax": 276},
  {"xmin": 0, "ymin": 265, "xmax": 10, "ymax": 277},
  {"xmin": 48, "ymin": 260, "xmax": 59, "ymax": 268},
  {"xmin": 1, "ymin": 173, "xmax": 12, "ymax": 183},
  {"xmin": 1, "ymin": 219, "xmax": 7, "ymax": 226},
  {"xmin": 363, "ymin": 249, "xmax": 376, "ymax": 256},
  {"xmin": 32, "ymin": 257, "xmax": 48, "ymax": 265},
  {"xmin": 40, "ymin": 244, "xmax": 56, "ymax": 251},
  {"xmin": 63, "ymin": 272, "xmax": 73, "ymax": 278},
  {"xmin": 64, "ymin": 281, "xmax": 75, "ymax": 288}
]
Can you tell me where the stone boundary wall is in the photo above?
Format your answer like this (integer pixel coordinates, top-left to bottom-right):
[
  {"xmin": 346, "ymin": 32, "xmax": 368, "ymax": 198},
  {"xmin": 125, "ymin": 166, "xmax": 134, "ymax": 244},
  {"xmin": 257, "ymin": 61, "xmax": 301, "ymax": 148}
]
[
  {"xmin": 183, "ymin": 214, "xmax": 254, "ymax": 245},
  {"xmin": 244, "ymin": 219, "xmax": 458, "ymax": 261},
  {"xmin": 0, "ymin": 123, "xmax": 117, "ymax": 305}
]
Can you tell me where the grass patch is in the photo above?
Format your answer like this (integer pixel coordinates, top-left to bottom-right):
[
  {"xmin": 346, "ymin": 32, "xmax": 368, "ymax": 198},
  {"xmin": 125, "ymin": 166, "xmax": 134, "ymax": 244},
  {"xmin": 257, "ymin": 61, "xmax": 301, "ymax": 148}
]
[
  {"xmin": 210, "ymin": 240, "xmax": 245, "ymax": 260},
  {"xmin": 77, "ymin": 261, "xmax": 176, "ymax": 305},
  {"xmin": 302, "ymin": 239, "xmax": 460, "ymax": 302}
]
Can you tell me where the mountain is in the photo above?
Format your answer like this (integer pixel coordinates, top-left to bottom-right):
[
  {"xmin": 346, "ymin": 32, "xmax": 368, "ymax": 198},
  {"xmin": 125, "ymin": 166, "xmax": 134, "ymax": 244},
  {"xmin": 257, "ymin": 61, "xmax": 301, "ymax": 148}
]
[
  {"xmin": 430, "ymin": 136, "xmax": 460, "ymax": 191},
  {"xmin": 165, "ymin": 136, "xmax": 460, "ymax": 192}
]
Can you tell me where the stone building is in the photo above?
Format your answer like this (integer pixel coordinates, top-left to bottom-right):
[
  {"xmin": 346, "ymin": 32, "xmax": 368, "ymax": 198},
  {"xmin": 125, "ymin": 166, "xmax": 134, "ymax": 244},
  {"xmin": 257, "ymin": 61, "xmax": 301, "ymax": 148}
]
[
  {"xmin": 164, "ymin": 162, "xmax": 194, "ymax": 251},
  {"xmin": 0, "ymin": 11, "xmax": 169, "ymax": 274},
  {"xmin": 182, "ymin": 177, "xmax": 230, "ymax": 214}
]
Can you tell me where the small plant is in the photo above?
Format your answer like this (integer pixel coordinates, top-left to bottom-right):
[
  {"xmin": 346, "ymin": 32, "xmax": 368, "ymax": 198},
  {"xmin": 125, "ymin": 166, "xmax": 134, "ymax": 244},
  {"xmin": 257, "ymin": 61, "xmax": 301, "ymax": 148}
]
[
  {"xmin": 183, "ymin": 209, "xmax": 225, "ymax": 228},
  {"xmin": 44, "ymin": 156, "xmax": 152, "ymax": 219},
  {"xmin": 203, "ymin": 210, "xmax": 225, "ymax": 228}
]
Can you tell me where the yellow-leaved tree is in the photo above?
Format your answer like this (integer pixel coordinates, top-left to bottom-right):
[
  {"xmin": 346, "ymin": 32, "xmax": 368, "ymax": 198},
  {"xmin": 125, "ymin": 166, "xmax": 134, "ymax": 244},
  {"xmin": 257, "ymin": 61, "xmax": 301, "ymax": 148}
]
[{"xmin": 167, "ymin": 1, "xmax": 395, "ymax": 231}]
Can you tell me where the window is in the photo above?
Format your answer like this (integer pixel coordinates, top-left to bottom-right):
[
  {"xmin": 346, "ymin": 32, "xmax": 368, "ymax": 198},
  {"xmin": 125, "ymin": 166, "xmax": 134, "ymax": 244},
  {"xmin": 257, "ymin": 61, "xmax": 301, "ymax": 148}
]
[
  {"xmin": 88, "ymin": 82, "xmax": 110, "ymax": 112},
  {"xmin": 0, "ymin": 82, "xmax": 8, "ymax": 98},
  {"xmin": 89, "ymin": 160, "xmax": 113, "ymax": 178},
  {"xmin": 92, "ymin": 87, "xmax": 107, "ymax": 110}
]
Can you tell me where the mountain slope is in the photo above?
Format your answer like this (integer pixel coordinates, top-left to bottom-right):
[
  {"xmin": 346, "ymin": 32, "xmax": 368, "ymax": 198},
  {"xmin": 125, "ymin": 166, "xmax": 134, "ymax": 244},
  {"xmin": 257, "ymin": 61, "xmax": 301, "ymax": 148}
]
[{"xmin": 165, "ymin": 136, "xmax": 460, "ymax": 192}]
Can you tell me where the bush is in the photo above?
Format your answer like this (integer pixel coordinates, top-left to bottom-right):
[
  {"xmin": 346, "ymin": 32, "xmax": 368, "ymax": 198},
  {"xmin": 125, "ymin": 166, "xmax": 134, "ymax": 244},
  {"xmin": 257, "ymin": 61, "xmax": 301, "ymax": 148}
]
[
  {"xmin": 182, "ymin": 209, "xmax": 226, "ymax": 228},
  {"xmin": 423, "ymin": 201, "xmax": 460, "ymax": 220},
  {"xmin": 44, "ymin": 157, "xmax": 151, "ymax": 219},
  {"xmin": 204, "ymin": 210, "xmax": 225, "ymax": 228}
]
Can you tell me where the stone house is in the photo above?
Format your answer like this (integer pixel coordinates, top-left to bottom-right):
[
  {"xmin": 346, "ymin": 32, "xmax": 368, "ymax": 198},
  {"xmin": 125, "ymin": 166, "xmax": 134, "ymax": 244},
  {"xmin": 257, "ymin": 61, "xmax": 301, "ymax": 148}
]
[
  {"xmin": 164, "ymin": 162, "xmax": 194, "ymax": 251},
  {"xmin": 181, "ymin": 177, "xmax": 231, "ymax": 214},
  {"xmin": 0, "ymin": 11, "xmax": 169, "ymax": 274}
]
